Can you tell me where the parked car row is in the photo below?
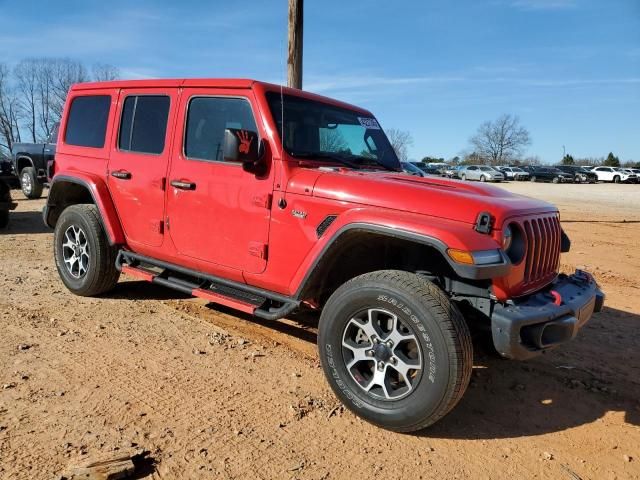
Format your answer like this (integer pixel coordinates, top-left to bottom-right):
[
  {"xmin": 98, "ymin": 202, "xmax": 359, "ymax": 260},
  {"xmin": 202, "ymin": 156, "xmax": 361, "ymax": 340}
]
[{"xmin": 401, "ymin": 161, "xmax": 639, "ymax": 185}]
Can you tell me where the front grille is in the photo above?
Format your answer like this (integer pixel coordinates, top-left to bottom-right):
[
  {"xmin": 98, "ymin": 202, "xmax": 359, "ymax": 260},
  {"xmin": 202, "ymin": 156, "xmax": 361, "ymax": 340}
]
[{"xmin": 521, "ymin": 214, "xmax": 561, "ymax": 285}]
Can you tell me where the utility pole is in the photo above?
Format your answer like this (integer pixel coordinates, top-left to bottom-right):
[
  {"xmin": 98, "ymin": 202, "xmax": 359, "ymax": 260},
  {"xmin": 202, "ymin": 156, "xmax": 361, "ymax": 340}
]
[{"xmin": 287, "ymin": 0, "xmax": 303, "ymax": 89}]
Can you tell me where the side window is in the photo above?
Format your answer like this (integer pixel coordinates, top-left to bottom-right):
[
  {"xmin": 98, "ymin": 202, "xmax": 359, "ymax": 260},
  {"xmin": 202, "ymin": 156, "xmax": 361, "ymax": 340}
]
[
  {"xmin": 64, "ymin": 95, "xmax": 111, "ymax": 148},
  {"xmin": 118, "ymin": 96, "xmax": 170, "ymax": 155},
  {"xmin": 468, "ymin": 166, "xmax": 477, "ymax": 171},
  {"xmin": 184, "ymin": 97, "xmax": 257, "ymax": 162}
]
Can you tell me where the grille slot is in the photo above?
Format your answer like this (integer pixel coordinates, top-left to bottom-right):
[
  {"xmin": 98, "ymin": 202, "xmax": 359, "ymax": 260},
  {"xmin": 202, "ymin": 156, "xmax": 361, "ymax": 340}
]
[{"xmin": 522, "ymin": 214, "xmax": 561, "ymax": 285}]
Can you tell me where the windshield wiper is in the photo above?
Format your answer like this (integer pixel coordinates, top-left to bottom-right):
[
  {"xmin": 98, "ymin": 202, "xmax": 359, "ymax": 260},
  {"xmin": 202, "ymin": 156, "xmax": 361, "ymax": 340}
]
[
  {"xmin": 289, "ymin": 151, "xmax": 362, "ymax": 169},
  {"xmin": 338, "ymin": 153, "xmax": 399, "ymax": 172}
]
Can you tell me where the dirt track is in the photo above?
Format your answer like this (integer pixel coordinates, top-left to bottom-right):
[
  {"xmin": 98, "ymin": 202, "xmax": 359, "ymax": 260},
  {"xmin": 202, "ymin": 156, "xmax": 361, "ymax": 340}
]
[{"xmin": 1, "ymin": 182, "xmax": 639, "ymax": 479}]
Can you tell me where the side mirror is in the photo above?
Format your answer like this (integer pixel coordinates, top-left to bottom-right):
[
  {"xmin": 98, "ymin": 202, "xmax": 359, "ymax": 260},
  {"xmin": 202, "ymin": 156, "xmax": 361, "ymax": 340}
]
[{"xmin": 223, "ymin": 128, "xmax": 266, "ymax": 175}]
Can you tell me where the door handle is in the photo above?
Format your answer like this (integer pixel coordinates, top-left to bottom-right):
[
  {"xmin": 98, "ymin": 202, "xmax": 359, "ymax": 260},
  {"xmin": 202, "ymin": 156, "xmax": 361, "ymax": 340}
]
[
  {"xmin": 170, "ymin": 179, "xmax": 196, "ymax": 191},
  {"xmin": 111, "ymin": 170, "xmax": 132, "ymax": 180}
]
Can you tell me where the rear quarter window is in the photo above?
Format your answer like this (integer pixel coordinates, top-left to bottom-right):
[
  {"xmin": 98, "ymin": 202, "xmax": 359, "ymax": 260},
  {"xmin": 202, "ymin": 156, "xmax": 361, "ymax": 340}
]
[{"xmin": 64, "ymin": 95, "xmax": 111, "ymax": 148}]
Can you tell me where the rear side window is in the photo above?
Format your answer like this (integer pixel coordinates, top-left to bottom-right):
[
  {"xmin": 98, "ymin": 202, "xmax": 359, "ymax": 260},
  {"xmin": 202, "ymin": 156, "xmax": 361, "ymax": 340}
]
[
  {"xmin": 119, "ymin": 95, "xmax": 170, "ymax": 155},
  {"xmin": 65, "ymin": 95, "xmax": 111, "ymax": 148},
  {"xmin": 184, "ymin": 97, "xmax": 257, "ymax": 162}
]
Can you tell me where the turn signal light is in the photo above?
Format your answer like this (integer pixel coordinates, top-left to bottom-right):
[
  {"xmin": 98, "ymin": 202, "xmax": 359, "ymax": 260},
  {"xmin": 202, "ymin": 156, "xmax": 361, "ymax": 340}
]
[{"xmin": 447, "ymin": 249, "xmax": 475, "ymax": 265}]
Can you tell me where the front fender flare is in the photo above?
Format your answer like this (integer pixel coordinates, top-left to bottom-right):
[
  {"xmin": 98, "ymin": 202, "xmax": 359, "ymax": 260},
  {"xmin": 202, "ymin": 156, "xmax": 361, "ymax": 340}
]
[
  {"xmin": 44, "ymin": 173, "xmax": 124, "ymax": 245},
  {"xmin": 290, "ymin": 208, "xmax": 510, "ymax": 298}
]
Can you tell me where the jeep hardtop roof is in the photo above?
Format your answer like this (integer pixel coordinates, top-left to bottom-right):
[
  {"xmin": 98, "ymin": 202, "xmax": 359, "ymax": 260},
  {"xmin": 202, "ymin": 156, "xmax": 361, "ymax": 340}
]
[{"xmin": 69, "ymin": 78, "xmax": 372, "ymax": 116}]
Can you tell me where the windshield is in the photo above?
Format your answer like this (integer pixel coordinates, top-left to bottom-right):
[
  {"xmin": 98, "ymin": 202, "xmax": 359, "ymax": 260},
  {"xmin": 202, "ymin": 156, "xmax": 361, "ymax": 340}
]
[{"xmin": 266, "ymin": 92, "xmax": 401, "ymax": 171}]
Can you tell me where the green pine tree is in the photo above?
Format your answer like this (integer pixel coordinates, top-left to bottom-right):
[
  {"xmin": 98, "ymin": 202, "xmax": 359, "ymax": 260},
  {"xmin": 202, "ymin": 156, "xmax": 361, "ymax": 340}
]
[{"xmin": 603, "ymin": 152, "xmax": 620, "ymax": 167}]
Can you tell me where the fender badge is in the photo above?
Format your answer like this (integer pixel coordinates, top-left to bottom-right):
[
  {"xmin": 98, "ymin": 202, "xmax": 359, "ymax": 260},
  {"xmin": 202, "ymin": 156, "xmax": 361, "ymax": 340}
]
[{"xmin": 291, "ymin": 209, "xmax": 307, "ymax": 219}]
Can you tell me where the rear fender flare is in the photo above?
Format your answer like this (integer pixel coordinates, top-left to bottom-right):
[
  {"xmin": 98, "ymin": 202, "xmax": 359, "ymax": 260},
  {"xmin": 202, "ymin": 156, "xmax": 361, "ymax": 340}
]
[{"xmin": 45, "ymin": 173, "xmax": 124, "ymax": 245}]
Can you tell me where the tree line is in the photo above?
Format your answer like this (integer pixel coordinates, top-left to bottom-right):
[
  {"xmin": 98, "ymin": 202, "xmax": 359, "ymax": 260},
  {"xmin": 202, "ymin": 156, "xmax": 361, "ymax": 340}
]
[
  {"xmin": 0, "ymin": 58, "xmax": 119, "ymax": 156},
  {"xmin": 388, "ymin": 114, "xmax": 637, "ymax": 168}
]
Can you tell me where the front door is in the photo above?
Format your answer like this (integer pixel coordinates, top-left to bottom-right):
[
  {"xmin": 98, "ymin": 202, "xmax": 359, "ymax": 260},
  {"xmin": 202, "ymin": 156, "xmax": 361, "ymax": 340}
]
[
  {"xmin": 166, "ymin": 89, "xmax": 273, "ymax": 274},
  {"xmin": 107, "ymin": 88, "xmax": 178, "ymax": 247}
]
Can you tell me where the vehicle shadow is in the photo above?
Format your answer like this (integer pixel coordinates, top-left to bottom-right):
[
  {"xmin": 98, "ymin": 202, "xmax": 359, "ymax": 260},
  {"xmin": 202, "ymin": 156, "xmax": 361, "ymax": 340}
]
[
  {"xmin": 425, "ymin": 306, "xmax": 640, "ymax": 439},
  {"xmin": 103, "ymin": 280, "xmax": 191, "ymax": 301},
  {"xmin": 99, "ymin": 279, "xmax": 640, "ymax": 439},
  {"xmin": 2, "ymin": 211, "xmax": 51, "ymax": 235}
]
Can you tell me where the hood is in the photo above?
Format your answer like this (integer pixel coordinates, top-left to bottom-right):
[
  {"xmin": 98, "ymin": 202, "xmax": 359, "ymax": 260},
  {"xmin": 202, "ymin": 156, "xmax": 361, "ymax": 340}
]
[{"xmin": 287, "ymin": 168, "xmax": 557, "ymax": 228}]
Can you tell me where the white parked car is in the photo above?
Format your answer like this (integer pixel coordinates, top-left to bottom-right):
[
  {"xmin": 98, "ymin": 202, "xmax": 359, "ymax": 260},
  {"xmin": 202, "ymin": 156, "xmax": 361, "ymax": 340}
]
[
  {"xmin": 591, "ymin": 166, "xmax": 637, "ymax": 183},
  {"xmin": 619, "ymin": 168, "xmax": 640, "ymax": 183},
  {"xmin": 459, "ymin": 165, "xmax": 505, "ymax": 182},
  {"xmin": 498, "ymin": 166, "xmax": 530, "ymax": 181}
]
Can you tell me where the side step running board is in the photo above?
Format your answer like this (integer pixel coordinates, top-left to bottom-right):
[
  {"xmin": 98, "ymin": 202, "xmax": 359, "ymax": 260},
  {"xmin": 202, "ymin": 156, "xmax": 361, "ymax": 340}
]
[{"xmin": 116, "ymin": 251, "xmax": 300, "ymax": 321}]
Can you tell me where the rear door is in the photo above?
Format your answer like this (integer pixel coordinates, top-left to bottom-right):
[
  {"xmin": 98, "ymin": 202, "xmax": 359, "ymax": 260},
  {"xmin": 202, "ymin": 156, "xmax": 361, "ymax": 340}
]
[
  {"xmin": 165, "ymin": 88, "xmax": 273, "ymax": 273},
  {"xmin": 107, "ymin": 89, "xmax": 178, "ymax": 247}
]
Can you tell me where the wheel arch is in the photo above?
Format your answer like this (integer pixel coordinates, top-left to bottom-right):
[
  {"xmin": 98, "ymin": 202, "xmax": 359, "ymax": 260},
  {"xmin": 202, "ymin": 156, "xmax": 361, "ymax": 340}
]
[
  {"xmin": 15, "ymin": 155, "xmax": 34, "ymax": 174},
  {"xmin": 45, "ymin": 174, "xmax": 125, "ymax": 245},
  {"xmin": 294, "ymin": 223, "xmax": 507, "ymax": 305}
]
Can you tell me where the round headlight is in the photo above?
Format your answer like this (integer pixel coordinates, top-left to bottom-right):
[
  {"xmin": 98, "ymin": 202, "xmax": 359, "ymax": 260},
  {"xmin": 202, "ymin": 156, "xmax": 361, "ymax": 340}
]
[{"xmin": 502, "ymin": 224, "xmax": 513, "ymax": 250}]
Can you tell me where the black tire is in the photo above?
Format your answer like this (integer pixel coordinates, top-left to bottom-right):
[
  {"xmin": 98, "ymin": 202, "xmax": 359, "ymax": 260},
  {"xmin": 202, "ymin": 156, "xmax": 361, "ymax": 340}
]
[
  {"xmin": 318, "ymin": 270, "xmax": 473, "ymax": 432},
  {"xmin": 460, "ymin": 174, "xmax": 466, "ymax": 181},
  {"xmin": 20, "ymin": 166, "xmax": 43, "ymax": 199},
  {"xmin": 480, "ymin": 175, "xmax": 486, "ymax": 182},
  {"xmin": 54, "ymin": 204, "xmax": 120, "ymax": 296},
  {"xmin": 613, "ymin": 175, "xmax": 620, "ymax": 184},
  {"xmin": 552, "ymin": 176, "xmax": 560, "ymax": 184},
  {"xmin": 530, "ymin": 175, "xmax": 536, "ymax": 182}
]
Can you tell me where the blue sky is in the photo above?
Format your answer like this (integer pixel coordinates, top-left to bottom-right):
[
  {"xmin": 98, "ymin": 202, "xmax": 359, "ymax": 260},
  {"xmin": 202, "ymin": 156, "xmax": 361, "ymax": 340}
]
[{"xmin": 1, "ymin": 0, "xmax": 638, "ymax": 162}]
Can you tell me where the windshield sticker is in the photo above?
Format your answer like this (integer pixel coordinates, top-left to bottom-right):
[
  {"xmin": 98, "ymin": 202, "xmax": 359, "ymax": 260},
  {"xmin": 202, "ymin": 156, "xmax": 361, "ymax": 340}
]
[{"xmin": 358, "ymin": 117, "xmax": 380, "ymax": 130}]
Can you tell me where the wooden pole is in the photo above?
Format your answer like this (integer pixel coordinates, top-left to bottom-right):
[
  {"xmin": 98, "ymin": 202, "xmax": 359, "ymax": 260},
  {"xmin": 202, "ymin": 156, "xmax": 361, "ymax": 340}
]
[{"xmin": 287, "ymin": 0, "xmax": 303, "ymax": 89}]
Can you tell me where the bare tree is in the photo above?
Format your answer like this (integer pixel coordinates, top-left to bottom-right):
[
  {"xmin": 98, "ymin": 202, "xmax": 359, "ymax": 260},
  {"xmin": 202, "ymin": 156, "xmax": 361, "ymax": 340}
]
[
  {"xmin": 470, "ymin": 114, "xmax": 531, "ymax": 165},
  {"xmin": 14, "ymin": 59, "xmax": 39, "ymax": 142},
  {"xmin": 386, "ymin": 128, "xmax": 413, "ymax": 162},
  {"xmin": 0, "ymin": 63, "xmax": 22, "ymax": 154},
  {"xmin": 49, "ymin": 59, "xmax": 88, "ymax": 121},
  {"xmin": 92, "ymin": 63, "xmax": 120, "ymax": 82}
]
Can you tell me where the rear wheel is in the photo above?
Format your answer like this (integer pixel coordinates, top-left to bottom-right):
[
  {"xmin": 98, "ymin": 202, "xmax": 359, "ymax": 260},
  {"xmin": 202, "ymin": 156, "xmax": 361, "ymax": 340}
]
[
  {"xmin": 552, "ymin": 176, "xmax": 560, "ymax": 184},
  {"xmin": 480, "ymin": 175, "xmax": 486, "ymax": 182},
  {"xmin": 54, "ymin": 204, "xmax": 120, "ymax": 296},
  {"xmin": 318, "ymin": 270, "xmax": 473, "ymax": 432},
  {"xmin": 20, "ymin": 166, "xmax": 43, "ymax": 199},
  {"xmin": 460, "ymin": 174, "xmax": 466, "ymax": 181},
  {"xmin": 530, "ymin": 175, "xmax": 537, "ymax": 182}
]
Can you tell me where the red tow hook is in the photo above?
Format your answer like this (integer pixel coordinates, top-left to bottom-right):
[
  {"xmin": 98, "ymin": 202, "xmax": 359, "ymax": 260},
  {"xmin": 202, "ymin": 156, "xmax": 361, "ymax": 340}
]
[{"xmin": 550, "ymin": 290, "xmax": 562, "ymax": 306}]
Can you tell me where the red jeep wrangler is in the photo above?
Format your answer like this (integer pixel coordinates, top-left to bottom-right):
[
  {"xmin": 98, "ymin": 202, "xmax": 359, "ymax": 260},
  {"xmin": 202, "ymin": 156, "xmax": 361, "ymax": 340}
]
[{"xmin": 44, "ymin": 79, "xmax": 604, "ymax": 431}]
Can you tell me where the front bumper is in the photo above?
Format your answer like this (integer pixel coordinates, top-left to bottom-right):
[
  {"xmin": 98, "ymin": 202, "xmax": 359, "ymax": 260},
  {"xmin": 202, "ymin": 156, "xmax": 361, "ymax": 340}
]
[{"xmin": 491, "ymin": 269, "xmax": 604, "ymax": 360}]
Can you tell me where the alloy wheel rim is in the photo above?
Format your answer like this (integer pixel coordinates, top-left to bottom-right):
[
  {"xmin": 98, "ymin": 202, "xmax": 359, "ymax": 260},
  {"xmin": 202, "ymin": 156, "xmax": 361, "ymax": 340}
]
[
  {"xmin": 22, "ymin": 172, "xmax": 32, "ymax": 195},
  {"xmin": 341, "ymin": 308, "xmax": 422, "ymax": 401},
  {"xmin": 62, "ymin": 225, "xmax": 90, "ymax": 278}
]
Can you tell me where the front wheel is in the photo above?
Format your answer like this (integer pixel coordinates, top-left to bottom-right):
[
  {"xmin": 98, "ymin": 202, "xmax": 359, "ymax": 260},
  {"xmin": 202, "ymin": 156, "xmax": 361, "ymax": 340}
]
[
  {"xmin": 480, "ymin": 175, "xmax": 486, "ymax": 182},
  {"xmin": 54, "ymin": 204, "xmax": 120, "ymax": 296},
  {"xmin": 552, "ymin": 176, "xmax": 560, "ymax": 184},
  {"xmin": 530, "ymin": 175, "xmax": 537, "ymax": 182},
  {"xmin": 318, "ymin": 270, "xmax": 473, "ymax": 432},
  {"xmin": 460, "ymin": 174, "xmax": 466, "ymax": 181},
  {"xmin": 20, "ymin": 166, "xmax": 43, "ymax": 199},
  {"xmin": 613, "ymin": 175, "xmax": 621, "ymax": 184}
]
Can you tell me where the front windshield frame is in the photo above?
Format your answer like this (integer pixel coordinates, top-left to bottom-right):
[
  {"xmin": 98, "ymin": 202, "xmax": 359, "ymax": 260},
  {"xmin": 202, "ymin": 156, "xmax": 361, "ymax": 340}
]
[{"xmin": 265, "ymin": 92, "xmax": 401, "ymax": 171}]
